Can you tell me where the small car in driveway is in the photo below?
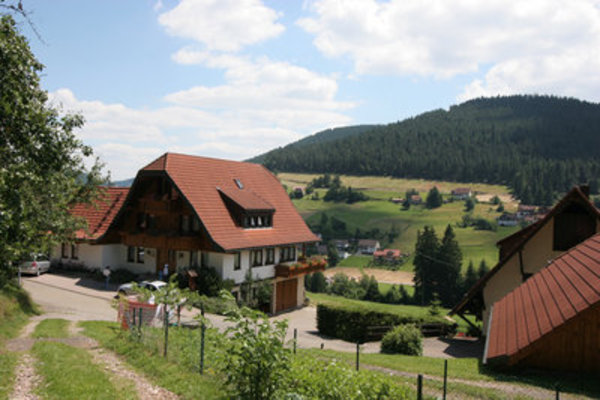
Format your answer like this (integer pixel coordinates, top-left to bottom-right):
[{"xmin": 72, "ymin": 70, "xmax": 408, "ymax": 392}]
[
  {"xmin": 116, "ymin": 280, "xmax": 166, "ymax": 297},
  {"xmin": 19, "ymin": 254, "xmax": 51, "ymax": 276}
]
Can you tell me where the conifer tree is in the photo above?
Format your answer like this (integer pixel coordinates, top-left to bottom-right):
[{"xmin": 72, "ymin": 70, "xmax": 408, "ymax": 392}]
[
  {"xmin": 426, "ymin": 187, "xmax": 443, "ymax": 209},
  {"xmin": 436, "ymin": 225, "xmax": 463, "ymax": 306},
  {"xmin": 413, "ymin": 226, "xmax": 440, "ymax": 305},
  {"xmin": 477, "ymin": 260, "xmax": 490, "ymax": 279},
  {"xmin": 463, "ymin": 260, "xmax": 478, "ymax": 294}
]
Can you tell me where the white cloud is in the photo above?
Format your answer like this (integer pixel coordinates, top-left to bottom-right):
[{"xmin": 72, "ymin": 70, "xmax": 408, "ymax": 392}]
[
  {"xmin": 158, "ymin": 0, "xmax": 285, "ymax": 52},
  {"xmin": 299, "ymin": 0, "xmax": 600, "ymax": 100},
  {"xmin": 49, "ymin": 57, "xmax": 353, "ymax": 179}
]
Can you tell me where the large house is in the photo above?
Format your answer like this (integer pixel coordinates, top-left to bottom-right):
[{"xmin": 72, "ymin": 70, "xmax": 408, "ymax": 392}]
[
  {"xmin": 451, "ymin": 185, "xmax": 600, "ymax": 333},
  {"xmin": 357, "ymin": 239, "xmax": 381, "ymax": 255},
  {"xmin": 52, "ymin": 153, "xmax": 321, "ymax": 313}
]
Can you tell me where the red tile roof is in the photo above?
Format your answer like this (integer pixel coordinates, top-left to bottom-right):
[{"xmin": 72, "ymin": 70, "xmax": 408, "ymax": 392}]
[
  {"xmin": 374, "ymin": 249, "xmax": 401, "ymax": 258},
  {"xmin": 485, "ymin": 233, "xmax": 600, "ymax": 363},
  {"xmin": 141, "ymin": 153, "xmax": 319, "ymax": 251},
  {"xmin": 217, "ymin": 187, "xmax": 274, "ymax": 212},
  {"xmin": 71, "ymin": 187, "xmax": 129, "ymax": 241},
  {"xmin": 451, "ymin": 185, "xmax": 600, "ymax": 316}
]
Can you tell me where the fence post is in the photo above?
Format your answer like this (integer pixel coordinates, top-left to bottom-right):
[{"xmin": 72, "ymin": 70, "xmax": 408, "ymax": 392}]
[
  {"xmin": 320, "ymin": 343, "xmax": 324, "ymax": 350},
  {"xmin": 131, "ymin": 308, "xmax": 136, "ymax": 334},
  {"xmin": 443, "ymin": 359, "xmax": 448, "ymax": 400},
  {"xmin": 138, "ymin": 308, "xmax": 143, "ymax": 340},
  {"xmin": 200, "ymin": 321, "xmax": 206, "ymax": 375},
  {"xmin": 293, "ymin": 328, "xmax": 297, "ymax": 354},
  {"xmin": 555, "ymin": 384, "xmax": 560, "ymax": 400},
  {"xmin": 417, "ymin": 374, "xmax": 423, "ymax": 400},
  {"xmin": 356, "ymin": 342, "xmax": 360, "ymax": 371},
  {"xmin": 163, "ymin": 306, "xmax": 169, "ymax": 358}
]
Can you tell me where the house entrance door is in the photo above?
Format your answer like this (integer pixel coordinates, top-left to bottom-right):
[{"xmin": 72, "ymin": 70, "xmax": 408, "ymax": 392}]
[{"xmin": 156, "ymin": 248, "xmax": 177, "ymax": 275}]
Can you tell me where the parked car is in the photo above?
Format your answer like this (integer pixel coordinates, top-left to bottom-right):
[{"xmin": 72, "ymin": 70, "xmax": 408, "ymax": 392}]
[
  {"xmin": 116, "ymin": 280, "xmax": 166, "ymax": 297},
  {"xmin": 19, "ymin": 254, "xmax": 51, "ymax": 276}
]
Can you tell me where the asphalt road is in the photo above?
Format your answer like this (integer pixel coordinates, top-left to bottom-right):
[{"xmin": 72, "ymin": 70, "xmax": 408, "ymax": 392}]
[{"xmin": 20, "ymin": 272, "xmax": 482, "ymax": 357}]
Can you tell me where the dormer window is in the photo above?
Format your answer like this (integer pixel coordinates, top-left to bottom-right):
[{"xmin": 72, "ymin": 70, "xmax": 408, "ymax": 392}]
[{"xmin": 217, "ymin": 187, "xmax": 275, "ymax": 229}]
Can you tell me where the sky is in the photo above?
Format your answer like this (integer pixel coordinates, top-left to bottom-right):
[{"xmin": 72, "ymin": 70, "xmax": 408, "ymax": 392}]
[{"xmin": 19, "ymin": 0, "xmax": 600, "ymax": 180}]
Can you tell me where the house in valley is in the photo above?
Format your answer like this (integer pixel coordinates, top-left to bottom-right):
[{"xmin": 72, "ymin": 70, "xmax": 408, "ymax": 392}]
[
  {"xmin": 357, "ymin": 239, "xmax": 381, "ymax": 255},
  {"xmin": 373, "ymin": 248, "xmax": 401, "ymax": 263},
  {"xmin": 451, "ymin": 185, "xmax": 600, "ymax": 334},
  {"xmin": 451, "ymin": 187, "xmax": 472, "ymax": 200},
  {"xmin": 484, "ymin": 233, "xmax": 600, "ymax": 373},
  {"xmin": 52, "ymin": 152, "xmax": 321, "ymax": 313},
  {"xmin": 409, "ymin": 195, "xmax": 422, "ymax": 205},
  {"xmin": 497, "ymin": 212, "xmax": 518, "ymax": 227}
]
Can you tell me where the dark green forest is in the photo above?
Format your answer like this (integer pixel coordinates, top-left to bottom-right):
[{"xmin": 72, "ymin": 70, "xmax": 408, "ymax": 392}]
[{"xmin": 259, "ymin": 95, "xmax": 600, "ymax": 205}]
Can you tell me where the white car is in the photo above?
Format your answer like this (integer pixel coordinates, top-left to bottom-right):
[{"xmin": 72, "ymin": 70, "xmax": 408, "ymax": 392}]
[
  {"xmin": 116, "ymin": 280, "xmax": 166, "ymax": 297},
  {"xmin": 19, "ymin": 254, "xmax": 51, "ymax": 276}
]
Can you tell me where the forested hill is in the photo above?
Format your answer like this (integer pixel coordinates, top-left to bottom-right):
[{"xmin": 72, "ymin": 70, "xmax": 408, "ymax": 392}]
[
  {"xmin": 259, "ymin": 95, "xmax": 600, "ymax": 205},
  {"xmin": 248, "ymin": 124, "xmax": 379, "ymax": 164}
]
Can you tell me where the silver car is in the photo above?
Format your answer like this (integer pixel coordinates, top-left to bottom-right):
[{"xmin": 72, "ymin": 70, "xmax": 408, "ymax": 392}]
[
  {"xmin": 19, "ymin": 254, "xmax": 51, "ymax": 276},
  {"xmin": 116, "ymin": 280, "xmax": 166, "ymax": 297}
]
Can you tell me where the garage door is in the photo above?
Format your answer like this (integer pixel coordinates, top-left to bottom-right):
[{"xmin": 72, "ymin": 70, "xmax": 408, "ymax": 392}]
[{"xmin": 275, "ymin": 278, "xmax": 298, "ymax": 313}]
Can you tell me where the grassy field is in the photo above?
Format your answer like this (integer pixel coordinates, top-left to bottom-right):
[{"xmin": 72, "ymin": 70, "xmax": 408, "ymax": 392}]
[
  {"xmin": 0, "ymin": 284, "xmax": 39, "ymax": 400},
  {"xmin": 307, "ymin": 292, "xmax": 446, "ymax": 318},
  {"xmin": 338, "ymin": 255, "xmax": 372, "ymax": 268},
  {"xmin": 281, "ymin": 172, "xmax": 520, "ymax": 272}
]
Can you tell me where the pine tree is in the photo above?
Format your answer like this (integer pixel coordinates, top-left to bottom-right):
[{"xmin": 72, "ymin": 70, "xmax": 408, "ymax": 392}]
[
  {"xmin": 463, "ymin": 260, "xmax": 478, "ymax": 294},
  {"xmin": 426, "ymin": 187, "xmax": 443, "ymax": 209},
  {"xmin": 327, "ymin": 243, "xmax": 339, "ymax": 267},
  {"xmin": 436, "ymin": 225, "xmax": 463, "ymax": 306},
  {"xmin": 413, "ymin": 226, "xmax": 440, "ymax": 305},
  {"xmin": 477, "ymin": 260, "xmax": 490, "ymax": 279}
]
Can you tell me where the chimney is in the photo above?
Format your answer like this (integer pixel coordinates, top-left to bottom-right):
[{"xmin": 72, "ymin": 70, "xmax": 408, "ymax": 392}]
[{"xmin": 580, "ymin": 184, "xmax": 590, "ymax": 198}]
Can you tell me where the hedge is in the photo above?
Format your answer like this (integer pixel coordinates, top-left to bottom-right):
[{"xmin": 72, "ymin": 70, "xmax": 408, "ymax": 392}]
[{"xmin": 316, "ymin": 303, "xmax": 454, "ymax": 343}]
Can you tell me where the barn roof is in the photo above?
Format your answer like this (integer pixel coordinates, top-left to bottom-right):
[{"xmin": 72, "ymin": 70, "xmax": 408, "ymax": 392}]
[
  {"xmin": 484, "ymin": 233, "xmax": 600, "ymax": 363},
  {"xmin": 71, "ymin": 187, "xmax": 129, "ymax": 241},
  {"xmin": 139, "ymin": 152, "xmax": 318, "ymax": 251}
]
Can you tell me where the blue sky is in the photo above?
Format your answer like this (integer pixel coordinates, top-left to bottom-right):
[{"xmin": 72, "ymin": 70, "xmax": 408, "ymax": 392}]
[{"xmin": 22, "ymin": 0, "xmax": 600, "ymax": 179}]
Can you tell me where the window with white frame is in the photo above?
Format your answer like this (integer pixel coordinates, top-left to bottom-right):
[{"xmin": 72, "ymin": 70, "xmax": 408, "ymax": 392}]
[
  {"xmin": 137, "ymin": 247, "xmax": 145, "ymax": 263},
  {"xmin": 61, "ymin": 243, "xmax": 69, "ymax": 259},
  {"xmin": 127, "ymin": 246, "xmax": 135, "ymax": 262},
  {"xmin": 265, "ymin": 248, "xmax": 275, "ymax": 264},
  {"xmin": 251, "ymin": 249, "xmax": 263, "ymax": 267},
  {"xmin": 279, "ymin": 246, "xmax": 296, "ymax": 262},
  {"xmin": 233, "ymin": 252, "xmax": 241, "ymax": 270},
  {"xmin": 71, "ymin": 244, "xmax": 78, "ymax": 260}
]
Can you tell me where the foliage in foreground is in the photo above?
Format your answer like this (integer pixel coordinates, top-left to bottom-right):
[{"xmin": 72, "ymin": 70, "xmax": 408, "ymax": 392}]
[
  {"xmin": 380, "ymin": 324, "xmax": 423, "ymax": 356},
  {"xmin": 0, "ymin": 15, "xmax": 107, "ymax": 287}
]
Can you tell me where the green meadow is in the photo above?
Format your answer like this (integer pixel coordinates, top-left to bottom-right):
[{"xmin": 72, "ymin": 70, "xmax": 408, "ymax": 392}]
[{"xmin": 281, "ymin": 173, "xmax": 520, "ymax": 272}]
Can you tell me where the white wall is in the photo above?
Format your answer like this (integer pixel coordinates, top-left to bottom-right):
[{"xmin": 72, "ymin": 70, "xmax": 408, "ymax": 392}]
[{"xmin": 104, "ymin": 245, "xmax": 156, "ymax": 274}]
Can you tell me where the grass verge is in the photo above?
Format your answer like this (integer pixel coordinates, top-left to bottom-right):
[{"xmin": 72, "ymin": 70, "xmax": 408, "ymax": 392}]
[
  {"xmin": 79, "ymin": 321, "xmax": 224, "ymax": 400},
  {"xmin": 31, "ymin": 319, "xmax": 70, "ymax": 339},
  {"xmin": 303, "ymin": 349, "xmax": 600, "ymax": 398},
  {"xmin": 32, "ymin": 341, "xmax": 136, "ymax": 400}
]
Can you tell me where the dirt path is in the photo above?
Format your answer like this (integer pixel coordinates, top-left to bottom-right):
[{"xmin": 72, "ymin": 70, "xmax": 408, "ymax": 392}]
[
  {"xmin": 69, "ymin": 321, "xmax": 179, "ymax": 400},
  {"xmin": 9, "ymin": 320, "xmax": 42, "ymax": 400},
  {"xmin": 323, "ymin": 267, "xmax": 414, "ymax": 285}
]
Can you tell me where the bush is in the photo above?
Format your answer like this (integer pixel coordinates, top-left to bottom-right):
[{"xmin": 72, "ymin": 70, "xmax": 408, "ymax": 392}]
[
  {"xmin": 316, "ymin": 303, "xmax": 451, "ymax": 343},
  {"xmin": 380, "ymin": 325, "xmax": 423, "ymax": 355}
]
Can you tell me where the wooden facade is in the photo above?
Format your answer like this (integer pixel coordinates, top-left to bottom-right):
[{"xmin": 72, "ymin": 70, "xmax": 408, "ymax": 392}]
[
  {"xmin": 510, "ymin": 303, "xmax": 600, "ymax": 373},
  {"xmin": 110, "ymin": 173, "xmax": 214, "ymax": 274}
]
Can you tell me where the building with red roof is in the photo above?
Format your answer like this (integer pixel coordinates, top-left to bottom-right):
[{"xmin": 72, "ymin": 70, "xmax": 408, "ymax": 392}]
[
  {"xmin": 52, "ymin": 153, "xmax": 321, "ymax": 313},
  {"xmin": 484, "ymin": 233, "xmax": 600, "ymax": 373},
  {"xmin": 451, "ymin": 185, "xmax": 600, "ymax": 333}
]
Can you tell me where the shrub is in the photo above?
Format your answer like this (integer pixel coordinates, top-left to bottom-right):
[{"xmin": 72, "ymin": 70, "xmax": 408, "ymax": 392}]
[
  {"xmin": 380, "ymin": 324, "xmax": 423, "ymax": 355},
  {"xmin": 310, "ymin": 272, "xmax": 327, "ymax": 293},
  {"xmin": 316, "ymin": 303, "xmax": 451, "ymax": 343}
]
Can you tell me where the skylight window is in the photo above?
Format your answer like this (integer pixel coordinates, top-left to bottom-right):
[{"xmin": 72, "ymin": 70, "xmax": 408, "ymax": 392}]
[{"xmin": 234, "ymin": 179, "xmax": 244, "ymax": 189}]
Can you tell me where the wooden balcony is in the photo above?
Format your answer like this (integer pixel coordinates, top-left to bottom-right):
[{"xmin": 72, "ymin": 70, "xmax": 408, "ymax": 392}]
[{"xmin": 275, "ymin": 258, "xmax": 327, "ymax": 278}]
